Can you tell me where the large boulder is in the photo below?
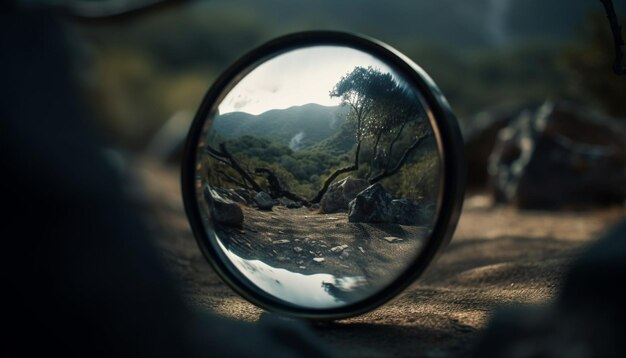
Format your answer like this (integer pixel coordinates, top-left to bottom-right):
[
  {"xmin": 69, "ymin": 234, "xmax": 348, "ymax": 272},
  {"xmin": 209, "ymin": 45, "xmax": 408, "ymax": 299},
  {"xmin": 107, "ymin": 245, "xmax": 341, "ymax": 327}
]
[
  {"xmin": 254, "ymin": 191, "xmax": 274, "ymax": 211},
  {"xmin": 348, "ymin": 183, "xmax": 394, "ymax": 223},
  {"xmin": 348, "ymin": 184, "xmax": 422, "ymax": 225},
  {"xmin": 390, "ymin": 199, "xmax": 422, "ymax": 226},
  {"xmin": 204, "ymin": 185, "xmax": 244, "ymax": 228},
  {"xmin": 489, "ymin": 101, "xmax": 626, "ymax": 209},
  {"xmin": 320, "ymin": 176, "xmax": 369, "ymax": 213}
]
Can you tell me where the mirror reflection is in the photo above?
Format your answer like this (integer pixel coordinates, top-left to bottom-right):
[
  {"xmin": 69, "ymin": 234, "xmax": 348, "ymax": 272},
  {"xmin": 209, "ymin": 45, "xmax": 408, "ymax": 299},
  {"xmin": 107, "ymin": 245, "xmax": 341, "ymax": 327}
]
[{"xmin": 194, "ymin": 46, "xmax": 441, "ymax": 308}]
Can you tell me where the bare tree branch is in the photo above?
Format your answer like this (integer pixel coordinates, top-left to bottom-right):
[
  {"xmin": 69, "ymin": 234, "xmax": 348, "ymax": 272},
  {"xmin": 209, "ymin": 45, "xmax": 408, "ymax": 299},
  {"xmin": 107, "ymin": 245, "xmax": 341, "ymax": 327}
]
[
  {"xmin": 216, "ymin": 170, "xmax": 250, "ymax": 189},
  {"xmin": 368, "ymin": 129, "xmax": 384, "ymax": 176},
  {"xmin": 206, "ymin": 151, "xmax": 230, "ymax": 166},
  {"xmin": 600, "ymin": 0, "xmax": 626, "ymax": 75},
  {"xmin": 369, "ymin": 133, "xmax": 427, "ymax": 184},
  {"xmin": 383, "ymin": 122, "xmax": 408, "ymax": 172},
  {"xmin": 309, "ymin": 140, "xmax": 362, "ymax": 204},
  {"xmin": 254, "ymin": 168, "xmax": 308, "ymax": 204},
  {"xmin": 205, "ymin": 143, "xmax": 263, "ymax": 192}
]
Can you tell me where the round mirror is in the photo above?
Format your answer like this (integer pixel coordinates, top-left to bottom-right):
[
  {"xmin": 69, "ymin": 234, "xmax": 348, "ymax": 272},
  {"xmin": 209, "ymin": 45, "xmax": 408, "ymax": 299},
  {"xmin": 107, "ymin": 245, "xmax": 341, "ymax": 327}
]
[{"xmin": 182, "ymin": 32, "xmax": 465, "ymax": 320}]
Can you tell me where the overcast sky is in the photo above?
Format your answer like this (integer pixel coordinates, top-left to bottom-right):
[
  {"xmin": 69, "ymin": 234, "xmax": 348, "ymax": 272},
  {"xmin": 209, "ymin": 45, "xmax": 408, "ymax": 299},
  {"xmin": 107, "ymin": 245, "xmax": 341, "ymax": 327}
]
[{"xmin": 218, "ymin": 46, "xmax": 396, "ymax": 115}]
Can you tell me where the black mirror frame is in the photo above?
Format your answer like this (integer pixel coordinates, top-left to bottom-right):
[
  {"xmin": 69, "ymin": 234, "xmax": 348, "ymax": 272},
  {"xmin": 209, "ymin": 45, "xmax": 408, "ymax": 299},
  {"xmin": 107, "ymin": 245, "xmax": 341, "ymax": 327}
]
[{"xmin": 181, "ymin": 31, "xmax": 466, "ymax": 320}]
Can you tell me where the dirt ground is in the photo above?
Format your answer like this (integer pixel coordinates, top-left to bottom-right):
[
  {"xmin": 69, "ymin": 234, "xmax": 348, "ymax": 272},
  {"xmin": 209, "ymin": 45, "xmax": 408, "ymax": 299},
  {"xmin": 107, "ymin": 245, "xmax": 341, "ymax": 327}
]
[
  {"xmin": 211, "ymin": 204, "xmax": 427, "ymax": 299},
  {"xmin": 138, "ymin": 159, "xmax": 625, "ymax": 357}
]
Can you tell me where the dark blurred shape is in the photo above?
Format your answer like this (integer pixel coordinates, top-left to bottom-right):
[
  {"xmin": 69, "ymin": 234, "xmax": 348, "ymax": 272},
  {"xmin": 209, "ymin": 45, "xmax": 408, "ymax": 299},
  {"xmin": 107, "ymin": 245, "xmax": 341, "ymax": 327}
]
[
  {"xmin": 1, "ymin": 7, "xmax": 331, "ymax": 357},
  {"xmin": 60, "ymin": 0, "xmax": 186, "ymax": 19},
  {"xmin": 489, "ymin": 101, "xmax": 626, "ymax": 209},
  {"xmin": 75, "ymin": 0, "xmax": 626, "ymax": 150},
  {"xmin": 472, "ymin": 219, "xmax": 626, "ymax": 358},
  {"xmin": 598, "ymin": 0, "xmax": 625, "ymax": 75},
  {"xmin": 565, "ymin": 12, "xmax": 626, "ymax": 117},
  {"xmin": 145, "ymin": 110, "xmax": 192, "ymax": 163},
  {"xmin": 464, "ymin": 102, "xmax": 541, "ymax": 189}
]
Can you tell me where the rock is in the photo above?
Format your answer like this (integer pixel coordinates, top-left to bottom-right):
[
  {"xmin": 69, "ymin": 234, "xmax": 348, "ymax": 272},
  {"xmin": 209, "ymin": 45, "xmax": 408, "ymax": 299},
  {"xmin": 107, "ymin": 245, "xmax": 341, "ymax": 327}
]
[
  {"xmin": 358, "ymin": 246, "xmax": 365, "ymax": 253},
  {"xmin": 489, "ymin": 101, "xmax": 626, "ymax": 209},
  {"xmin": 383, "ymin": 236, "xmax": 404, "ymax": 243},
  {"xmin": 254, "ymin": 191, "xmax": 274, "ymax": 210},
  {"xmin": 390, "ymin": 199, "xmax": 422, "ymax": 225},
  {"xmin": 464, "ymin": 103, "xmax": 541, "ymax": 188},
  {"xmin": 348, "ymin": 183, "xmax": 394, "ymax": 223},
  {"xmin": 347, "ymin": 184, "xmax": 423, "ymax": 225},
  {"xmin": 272, "ymin": 239, "xmax": 290, "ymax": 245},
  {"xmin": 339, "ymin": 250, "xmax": 350, "ymax": 259},
  {"xmin": 320, "ymin": 176, "xmax": 369, "ymax": 213},
  {"xmin": 313, "ymin": 257, "xmax": 325, "ymax": 263},
  {"xmin": 293, "ymin": 246, "xmax": 303, "ymax": 253},
  {"xmin": 203, "ymin": 185, "xmax": 244, "ymax": 228},
  {"xmin": 278, "ymin": 197, "xmax": 302, "ymax": 209},
  {"xmin": 330, "ymin": 244, "xmax": 349, "ymax": 253}
]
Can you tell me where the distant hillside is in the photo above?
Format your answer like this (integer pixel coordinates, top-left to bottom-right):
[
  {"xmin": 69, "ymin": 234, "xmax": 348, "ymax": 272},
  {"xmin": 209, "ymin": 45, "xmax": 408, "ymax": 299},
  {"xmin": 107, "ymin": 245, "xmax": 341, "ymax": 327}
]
[
  {"xmin": 213, "ymin": 104, "xmax": 349, "ymax": 150},
  {"xmin": 305, "ymin": 123, "xmax": 357, "ymax": 157}
]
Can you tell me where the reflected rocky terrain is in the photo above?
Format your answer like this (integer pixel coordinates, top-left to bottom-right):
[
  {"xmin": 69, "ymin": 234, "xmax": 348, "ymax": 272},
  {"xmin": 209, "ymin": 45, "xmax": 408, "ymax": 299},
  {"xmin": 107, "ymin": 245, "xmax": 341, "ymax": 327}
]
[{"xmin": 194, "ymin": 47, "xmax": 442, "ymax": 307}]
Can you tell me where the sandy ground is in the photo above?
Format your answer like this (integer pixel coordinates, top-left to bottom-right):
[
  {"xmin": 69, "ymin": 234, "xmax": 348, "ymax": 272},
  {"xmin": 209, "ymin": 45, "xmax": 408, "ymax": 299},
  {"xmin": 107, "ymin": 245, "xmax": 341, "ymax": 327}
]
[
  {"xmin": 211, "ymin": 204, "xmax": 427, "ymax": 299},
  {"xmin": 137, "ymin": 159, "xmax": 625, "ymax": 357}
]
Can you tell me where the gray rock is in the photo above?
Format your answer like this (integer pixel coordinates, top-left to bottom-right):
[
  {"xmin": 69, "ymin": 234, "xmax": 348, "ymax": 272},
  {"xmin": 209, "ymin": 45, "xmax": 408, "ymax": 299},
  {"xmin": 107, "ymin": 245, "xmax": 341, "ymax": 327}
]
[
  {"xmin": 254, "ymin": 191, "xmax": 274, "ymax": 210},
  {"xmin": 278, "ymin": 197, "xmax": 302, "ymax": 209},
  {"xmin": 203, "ymin": 185, "xmax": 244, "ymax": 228},
  {"xmin": 348, "ymin": 183, "xmax": 395, "ymax": 223},
  {"xmin": 489, "ymin": 101, "xmax": 626, "ymax": 209},
  {"xmin": 272, "ymin": 239, "xmax": 290, "ymax": 244},
  {"xmin": 390, "ymin": 198, "xmax": 421, "ymax": 225},
  {"xmin": 383, "ymin": 236, "xmax": 403, "ymax": 243},
  {"xmin": 348, "ymin": 184, "xmax": 423, "ymax": 225},
  {"xmin": 330, "ymin": 245, "xmax": 349, "ymax": 253},
  {"xmin": 320, "ymin": 176, "xmax": 369, "ymax": 213}
]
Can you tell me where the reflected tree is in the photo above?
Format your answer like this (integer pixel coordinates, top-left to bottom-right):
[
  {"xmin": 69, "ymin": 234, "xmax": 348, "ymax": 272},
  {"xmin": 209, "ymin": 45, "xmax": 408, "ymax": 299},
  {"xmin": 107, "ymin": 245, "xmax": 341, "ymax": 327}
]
[
  {"xmin": 310, "ymin": 66, "xmax": 430, "ymax": 203},
  {"xmin": 205, "ymin": 66, "xmax": 431, "ymax": 206}
]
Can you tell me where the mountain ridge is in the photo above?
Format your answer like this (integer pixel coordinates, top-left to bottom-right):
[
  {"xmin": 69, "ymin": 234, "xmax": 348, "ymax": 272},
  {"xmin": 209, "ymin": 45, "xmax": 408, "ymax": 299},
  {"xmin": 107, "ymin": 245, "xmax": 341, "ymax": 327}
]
[{"xmin": 213, "ymin": 103, "xmax": 350, "ymax": 150}]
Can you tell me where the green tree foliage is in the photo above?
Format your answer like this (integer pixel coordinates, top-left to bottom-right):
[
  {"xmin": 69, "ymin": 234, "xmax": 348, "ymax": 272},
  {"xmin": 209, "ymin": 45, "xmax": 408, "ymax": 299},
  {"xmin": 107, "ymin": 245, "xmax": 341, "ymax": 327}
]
[
  {"xmin": 330, "ymin": 66, "xmax": 398, "ymax": 143},
  {"xmin": 206, "ymin": 66, "xmax": 439, "ymax": 204},
  {"xmin": 329, "ymin": 66, "xmax": 429, "ymax": 182}
]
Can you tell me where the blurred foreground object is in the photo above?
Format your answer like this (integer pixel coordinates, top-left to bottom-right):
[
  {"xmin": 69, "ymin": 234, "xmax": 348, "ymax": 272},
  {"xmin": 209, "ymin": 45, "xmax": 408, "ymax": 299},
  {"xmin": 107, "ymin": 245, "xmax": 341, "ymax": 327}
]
[
  {"xmin": 1, "ymin": 6, "xmax": 331, "ymax": 357},
  {"xmin": 473, "ymin": 219, "xmax": 626, "ymax": 358}
]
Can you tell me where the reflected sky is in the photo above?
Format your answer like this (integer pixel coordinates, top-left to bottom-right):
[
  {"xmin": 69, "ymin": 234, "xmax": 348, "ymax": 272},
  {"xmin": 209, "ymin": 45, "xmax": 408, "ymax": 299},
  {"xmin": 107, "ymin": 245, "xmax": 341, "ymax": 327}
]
[
  {"xmin": 218, "ymin": 46, "xmax": 396, "ymax": 115},
  {"xmin": 217, "ymin": 238, "xmax": 369, "ymax": 308}
]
